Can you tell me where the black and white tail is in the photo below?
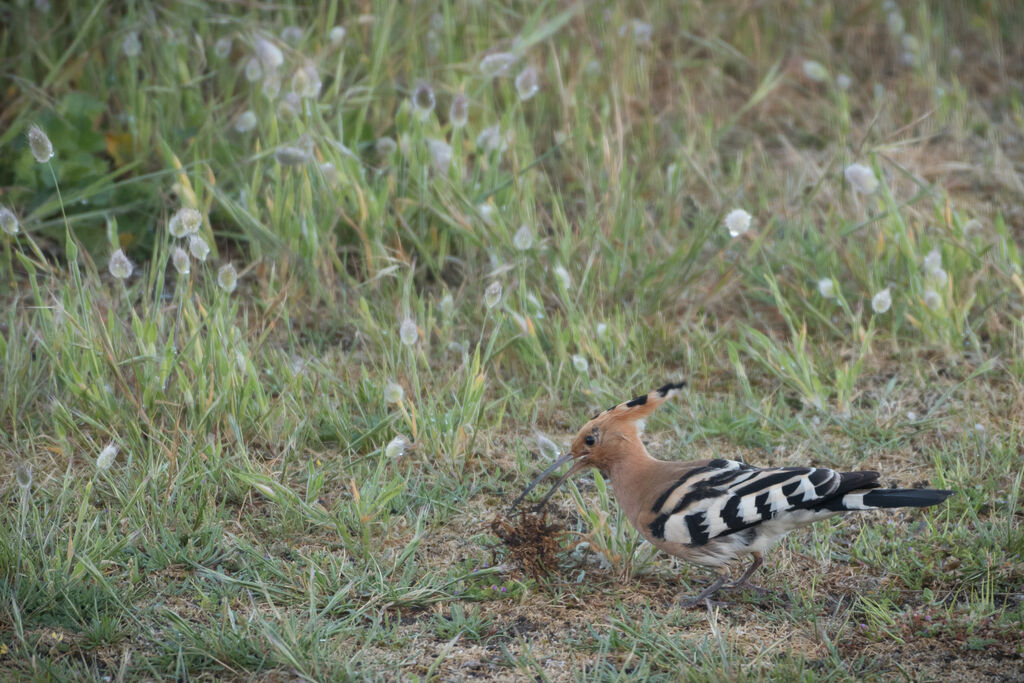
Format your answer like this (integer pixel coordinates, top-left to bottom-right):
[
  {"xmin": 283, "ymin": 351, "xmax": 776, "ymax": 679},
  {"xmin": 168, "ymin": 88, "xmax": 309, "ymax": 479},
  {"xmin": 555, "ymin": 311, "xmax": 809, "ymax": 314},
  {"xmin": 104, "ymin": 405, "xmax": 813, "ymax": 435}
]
[{"xmin": 819, "ymin": 485, "xmax": 954, "ymax": 512}]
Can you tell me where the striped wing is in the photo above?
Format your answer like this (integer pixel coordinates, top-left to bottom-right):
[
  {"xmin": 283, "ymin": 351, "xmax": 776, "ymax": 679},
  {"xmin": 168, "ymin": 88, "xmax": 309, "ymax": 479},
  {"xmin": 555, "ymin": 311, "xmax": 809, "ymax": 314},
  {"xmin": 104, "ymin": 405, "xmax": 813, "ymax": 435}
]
[{"xmin": 648, "ymin": 459, "xmax": 861, "ymax": 546}]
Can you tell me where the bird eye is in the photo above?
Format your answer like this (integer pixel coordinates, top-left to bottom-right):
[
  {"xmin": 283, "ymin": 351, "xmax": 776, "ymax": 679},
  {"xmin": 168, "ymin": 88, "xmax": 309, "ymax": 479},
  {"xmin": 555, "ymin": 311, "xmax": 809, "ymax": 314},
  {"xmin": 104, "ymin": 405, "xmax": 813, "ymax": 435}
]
[{"xmin": 584, "ymin": 435, "xmax": 596, "ymax": 446}]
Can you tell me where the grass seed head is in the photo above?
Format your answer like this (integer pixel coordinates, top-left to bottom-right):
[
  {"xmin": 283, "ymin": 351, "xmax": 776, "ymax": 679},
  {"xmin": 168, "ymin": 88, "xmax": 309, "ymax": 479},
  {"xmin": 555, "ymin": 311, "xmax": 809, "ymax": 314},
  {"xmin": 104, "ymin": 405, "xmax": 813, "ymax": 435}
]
[
  {"xmin": 412, "ymin": 81, "xmax": 436, "ymax": 119},
  {"xmin": 96, "ymin": 443, "xmax": 119, "ymax": 471},
  {"xmin": 254, "ymin": 37, "xmax": 284, "ymax": 69},
  {"xmin": 28, "ymin": 125, "xmax": 54, "ymax": 163},
  {"xmin": 479, "ymin": 52, "xmax": 517, "ymax": 78},
  {"xmin": 328, "ymin": 26, "xmax": 346, "ymax": 46},
  {"xmin": 0, "ymin": 206, "xmax": 19, "ymax": 235},
  {"xmin": 515, "ymin": 66, "xmax": 539, "ymax": 101},
  {"xmin": 169, "ymin": 207, "xmax": 202, "ymax": 238},
  {"xmin": 427, "ymin": 138, "xmax": 452, "ymax": 173},
  {"xmin": 385, "ymin": 381, "xmax": 404, "ymax": 404},
  {"xmin": 513, "ymin": 224, "xmax": 533, "ymax": 250},
  {"xmin": 274, "ymin": 144, "xmax": 312, "ymax": 166},
  {"xmin": 924, "ymin": 288, "xmax": 942, "ymax": 310},
  {"xmin": 724, "ymin": 208, "xmax": 752, "ymax": 237},
  {"xmin": 217, "ymin": 263, "xmax": 238, "ymax": 293},
  {"xmin": 439, "ymin": 291, "xmax": 454, "ymax": 317},
  {"xmin": 123, "ymin": 31, "xmax": 141, "ymax": 57},
  {"xmin": 802, "ymin": 59, "xmax": 829, "ymax": 82},
  {"xmin": 281, "ymin": 26, "xmax": 303, "ymax": 45},
  {"xmin": 235, "ymin": 110, "xmax": 257, "ymax": 133},
  {"xmin": 872, "ymin": 287, "xmax": 892, "ymax": 313},
  {"xmin": 484, "ymin": 281, "xmax": 502, "ymax": 309},
  {"xmin": 15, "ymin": 464, "xmax": 32, "ymax": 491},
  {"xmin": 399, "ymin": 318, "xmax": 418, "ymax": 345},
  {"xmin": 845, "ymin": 163, "xmax": 879, "ymax": 194},
  {"xmin": 818, "ymin": 278, "xmax": 836, "ymax": 298},
  {"xmin": 188, "ymin": 234, "xmax": 210, "ymax": 261},
  {"xmin": 172, "ymin": 247, "xmax": 190, "ymax": 275},
  {"xmin": 572, "ymin": 354, "xmax": 589, "ymax": 373},
  {"xmin": 292, "ymin": 62, "xmax": 321, "ymax": 98},
  {"xmin": 553, "ymin": 265, "xmax": 570, "ymax": 289},
  {"xmin": 244, "ymin": 56, "xmax": 263, "ymax": 82},
  {"xmin": 108, "ymin": 249, "xmax": 133, "ymax": 279},
  {"xmin": 386, "ymin": 435, "xmax": 410, "ymax": 458},
  {"xmin": 449, "ymin": 94, "xmax": 468, "ymax": 128},
  {"xmin": 214, "ymin": 37, "xmax": 232, "ymax": 59}
]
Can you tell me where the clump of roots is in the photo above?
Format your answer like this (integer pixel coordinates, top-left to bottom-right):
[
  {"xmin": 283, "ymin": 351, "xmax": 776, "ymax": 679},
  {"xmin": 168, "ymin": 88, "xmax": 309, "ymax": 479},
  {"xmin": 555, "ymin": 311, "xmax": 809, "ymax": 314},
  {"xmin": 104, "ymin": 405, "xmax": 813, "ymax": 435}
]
[{"xmin": 490, "ymin": 511, "xmax": 563, "ymax": 579}]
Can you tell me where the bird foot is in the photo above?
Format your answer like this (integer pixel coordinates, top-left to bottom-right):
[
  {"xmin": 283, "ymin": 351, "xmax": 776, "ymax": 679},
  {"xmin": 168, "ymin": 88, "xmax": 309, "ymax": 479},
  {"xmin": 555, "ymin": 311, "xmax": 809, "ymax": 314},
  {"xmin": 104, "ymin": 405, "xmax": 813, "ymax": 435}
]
[
  {"xmin": 677, "ymin": 595, "xmax": 729, "ymax": 610},
  {"xmin": 724, "ymin": 581, "xmax": 770, "ymax": 594}
]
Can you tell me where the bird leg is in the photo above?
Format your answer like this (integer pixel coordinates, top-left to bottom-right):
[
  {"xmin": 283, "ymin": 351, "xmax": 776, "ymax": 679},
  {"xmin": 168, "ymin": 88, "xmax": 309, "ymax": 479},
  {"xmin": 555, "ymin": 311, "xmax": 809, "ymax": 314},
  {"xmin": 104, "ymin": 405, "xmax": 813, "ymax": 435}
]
[
  {"xmin": 678, "ymin": 570, "xmax": 731, "ymax": 608},
  {"xmin": 726, "ymin": 552, "xmax": 765, "ymax": 592}
]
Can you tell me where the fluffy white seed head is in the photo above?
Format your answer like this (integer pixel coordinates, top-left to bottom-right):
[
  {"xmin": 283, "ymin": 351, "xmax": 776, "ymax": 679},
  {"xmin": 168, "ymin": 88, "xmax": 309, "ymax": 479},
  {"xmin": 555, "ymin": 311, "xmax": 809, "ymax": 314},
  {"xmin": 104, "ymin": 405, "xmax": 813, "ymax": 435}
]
[
  {"xmin": 275, "ymin": 145, "xmax": 312, "ymax": 166},
  {"xmin": 169, "ymin": 207, "xmax": 202, "ymax": 238},
  {"xmin": 281, "ymin": 26, "xmax": 303, "ymax": 45},
  {"xmin": 513, "ymin": 224, "xmax": 533, "ymax": 250},
  {"xmin": 479, "ymin": 52, "xmax": 517, "ymax": 77},
  {"xmin": 802, "ymin": 60, "xmax": 829, "ymax": 82},
  {"xmin": 122, "ymin": 31, "xmax": 141, "ymax": 58},
  {"xmin": 449, "ymin": 94, "xmax": 469, "ymax": 129},
  {"xmin": 930, "ymin": 267, "xmax": 948, "ymax": 287},
  {"xmin": 386, "ymin": 435, "xmax": 410, "ymax": 458},
  {"xmin": 399, "ymin": 318, "xmax": 418, "ymax": 345},
  {"xmin": 108, "ymin": 249, "xmax": 133, "ymax": 279},
  {"xmin": 427, "ymin": 138, "xmax": 452, "ymax": 174},
  {"xmin": 572, "ymin": 354, "xmax": 589, "ymax": 372},
  {"xmin": 924, "ymin": 288, "xmax": 941, "ymax": 310},
  {"xmin": 384, "ymin": 381, "xmax": 404, "ymax": 404},
  {"xmin": 724, "ymin": 208, "xmax": 752, "ymax": 237},
  {"xmin": 478, "ymin": 203, "xmax": 496, "ymax": 226},
  {"xmin": 189, "ymin": 234, "xmax": 210, "ymax": 261},
  {"xmin": 484, "ymin": 281, "xmax": 502, "ymax": 309},
  {"xmin": 292, "ymin": 62, "xmax": 321, "ymax": 98},
  {"xmin": 0, "ymin": 206, "xmax": 18, "ymax": 235},
  {"xmin": 217, "ymin": 264, "xmax": 238, "ymax": 293},
  {"xmin": 329, "ymin": 26, "xmax": 347, "ymax": 46},
  {"xmin": 172, "ymin": 247, "xmax": 190, "ymax": 275},
  {"xmin": 871, "ymin": 287, "xmax": 892, "ymax": 314},
  {"xmin": 596, "ymin": 322, "xmax": 608, "ymax": 337},
  {"xmin": 836, "ymin": 73, "xmax": 852, "ymax": 90},
  {"xmin": 235, "ymin": 110, "xmax": 257, "ymax": 133},
  {"xmin": 15, "ymin": 463, "xmax": 32, "ymax": 490},
  {"xmin": 515, "ymin": 66, "xmax": 539, "ymax": 100},
  {"xmin": 817, "ymin": 278, "xmax": 836, "ymax": 298},
  {"xmin": 412, "ymin": 81, "xmax": 435, "ymax": 119},
  {"xmin": 887, "ymin": 11, "xmax": 906, "ymax": 35},
  {"xmin": 439, "ymin": 291, "xmax": 454, "ymax": 317},
  {"xmin": 254, "ymin": 37, "xmax": 284, "ymax": 69},
  {"xmin": 96, "ymin": 443, "xmax": 119, "ymax": 471},
  {"xmin": 476, "ymin": 125, "xmax": 507, "ymax": 153},
  {"xmin": 28, "ymin": 125, "xmax": 54, "ymax": 163},
  {"xmin": 924, "ymin": 248, "xmax": 942, "ymax": 274},
  {"xmin": 214, "ymin": 37, "xmax": 232, "ymax": 59},
  {"xmin": 553, "ymin": 265, "xmax": 571, "ymax": 290},
  {"xmin": 535, "ymin": 431, "xmax": 561, "ymax": 460},
  {"xmin": 262, "ymin": 71, "xmax": 282, "ymax": 99},
  {"xmin": 845, "ymin": 163, "xmax": 879, "ymax": 194},
  {"xmin": 244, "ymin": 56, "xmax": 263, "ymax": 82},
  {"xmin": 168, "ymin": 248, "xmax": 190, "ymax": 277}
]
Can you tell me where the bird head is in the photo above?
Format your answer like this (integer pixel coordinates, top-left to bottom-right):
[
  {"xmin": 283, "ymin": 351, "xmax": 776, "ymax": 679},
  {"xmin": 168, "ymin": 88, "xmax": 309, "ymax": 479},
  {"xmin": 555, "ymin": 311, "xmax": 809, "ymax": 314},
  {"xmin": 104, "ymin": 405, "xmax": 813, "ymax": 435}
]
[{"xmin": 510, "ymin": 381, "xmax": 686, "ymax": 511}]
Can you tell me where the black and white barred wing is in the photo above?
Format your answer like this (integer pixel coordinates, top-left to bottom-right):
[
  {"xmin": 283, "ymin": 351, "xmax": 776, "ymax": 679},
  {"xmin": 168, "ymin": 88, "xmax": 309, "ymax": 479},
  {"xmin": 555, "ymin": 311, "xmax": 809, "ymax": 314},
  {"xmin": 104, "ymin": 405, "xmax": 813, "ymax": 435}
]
[{"xmin": 647, "ymin": 459, "xmax": 871, "ymax": 546}]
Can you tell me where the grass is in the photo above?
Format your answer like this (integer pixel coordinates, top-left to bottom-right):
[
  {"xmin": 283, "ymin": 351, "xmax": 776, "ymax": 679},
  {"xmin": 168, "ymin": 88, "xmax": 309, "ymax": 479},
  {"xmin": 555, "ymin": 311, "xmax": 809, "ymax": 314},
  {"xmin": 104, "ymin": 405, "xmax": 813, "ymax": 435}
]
[{"xmin": 2, "ymin": 0, "xmax": 1023, "ymax": 679}]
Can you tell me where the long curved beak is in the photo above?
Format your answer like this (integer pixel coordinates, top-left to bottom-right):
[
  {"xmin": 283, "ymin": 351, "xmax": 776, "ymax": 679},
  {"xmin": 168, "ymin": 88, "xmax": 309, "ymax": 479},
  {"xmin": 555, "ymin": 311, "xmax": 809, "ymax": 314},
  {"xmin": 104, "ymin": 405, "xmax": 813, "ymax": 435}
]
[{"xmin": 509, "ymin": 453, "xmax": 586, "ymax": 512}]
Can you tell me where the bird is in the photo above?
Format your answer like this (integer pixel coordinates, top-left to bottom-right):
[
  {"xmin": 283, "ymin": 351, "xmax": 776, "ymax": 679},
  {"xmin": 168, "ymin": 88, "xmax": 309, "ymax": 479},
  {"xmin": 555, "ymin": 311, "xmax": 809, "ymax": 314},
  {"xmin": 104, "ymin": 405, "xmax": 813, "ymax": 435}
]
[{"xmin": 511, "ymin": 381, "xmax": 954, "ymax": 606}]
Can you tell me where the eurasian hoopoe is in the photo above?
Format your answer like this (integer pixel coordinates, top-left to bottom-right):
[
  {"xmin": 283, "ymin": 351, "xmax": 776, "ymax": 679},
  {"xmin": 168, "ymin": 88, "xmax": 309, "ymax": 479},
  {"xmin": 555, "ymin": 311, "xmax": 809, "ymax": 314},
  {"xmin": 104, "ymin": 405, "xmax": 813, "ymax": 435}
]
[{"xmin": 512, "ymin": 382, "xmax": 954, "ymax": 606}]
